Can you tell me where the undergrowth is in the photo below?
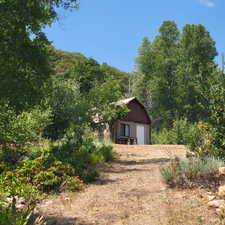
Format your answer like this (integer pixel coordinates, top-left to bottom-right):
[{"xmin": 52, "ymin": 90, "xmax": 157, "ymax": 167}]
[
  {"xmin": 0, "ymin": 133, "xmax": 115, "ymax": 224},
  {"xmin": 160, "ymin": 156, "xmax": 225, "ymax": 189}
]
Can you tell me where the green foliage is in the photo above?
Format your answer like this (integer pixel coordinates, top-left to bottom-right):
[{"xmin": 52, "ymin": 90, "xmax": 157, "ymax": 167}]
[
  {"xmin": 54, "ymin": 126, "xmax": 115, "ymax": 182},
  {"xmin": 13, "ymin": 148, "xmax": 77, "ymax": 192},
  {"xmin": 0, "ymin": 173, "xmax": 39, "ymax": 225},
  {"xmin": 64, "ymin": 177, "xmax": 85, "ymax": 192},
  {"xmin": 101, "ymin": 63, "xmax": 130, "ymax": 95},
  {"xmin": 176, "ymin": 24, "xmax": 217, "ymax": 122},
  {"xmin": 134, "ymin": 21, "xmax": 180, "ymax": 128},
  {"xmin": 134, "ymin": 21, "xmax": 218, "ymax": 128},
  {"xmin": 93, "ymin": 139, "xmax": 115, "ymax": 162},
  {"xmin": 89, "ymin": 80, "xmax": 129, "ymax": 128},
  {"xmin": 160, "ymin": 156, "xmax": 225, "ymax": 187},
  {"xmin": 72, "ymin": 58, "xmax": 105, "ymax": 94},
  {"xmin": 0, "ymin": 102, "xmax": 51, "ymax": 164},
  {"xmin": 66, "ymin": 54, "xmax": 130, "ymax": 132},
  {"xmin": 0, "ymin": 125, "xmax": 115, "ymax": 193},
  {"xmin": 71, "ymin": 57, "xmax": 130, "ymax": 96},
  {"xmin": 189, "ymin": 121, "xmax": 225, "ymax": 159},
  {"xmin": 0, "ymin": 1, "xmax": 125, "ymax": 223},
  {"xmin": 0, "ymin": 172, "xmax": 38, "ymax": 201},
  {"xmin": 50, "ymin": 49, "xmax": 86, "ymax": 78},
  {"xmin": 0, "ymin": 0, "xmax": 79, "ymax": 111},
  {"xmin": 134, "ymin": 21, "xmax": 224, "ymax": 160},
  {"xmin": 207, "ymin": 72, "xmax": 225, "ymax": 158},
  {"xmin": 186, "ymin": 71, "xmax": 225, "ymax": 159},
  {"xmin": 135, "ymin": 21, "xmax": 224, "ymax": 159},
  {"xmin": 152, "ymin": 119, "xmax": 201, "ymax": 145},
  {"xmin": 44, "ymin": 78, "xmax": 89, "ymax": 140}
]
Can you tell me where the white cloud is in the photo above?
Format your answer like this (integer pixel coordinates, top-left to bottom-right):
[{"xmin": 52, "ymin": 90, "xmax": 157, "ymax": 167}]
[{"xmin": 198, "ymin": 0, "xmax": 215, "ymax": 7}]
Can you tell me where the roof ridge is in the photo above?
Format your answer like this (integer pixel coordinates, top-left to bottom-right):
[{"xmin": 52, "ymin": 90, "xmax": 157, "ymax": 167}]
[{"xmin": 115, "ymin": 97, "xmax": 136, "ymax": 105}]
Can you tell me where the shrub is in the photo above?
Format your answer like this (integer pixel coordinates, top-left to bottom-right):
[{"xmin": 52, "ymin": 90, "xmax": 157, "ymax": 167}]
[
  {"xmin": 44, "ymin": 78, "xmax": 89, "ymax": 140},
  {"xmin": 14, "ymin": 150, "xmax": 77, "ymax": 192},
  {"xmin": 188, "ymin": 122, "xmax": 212, "ymax": 157},
  {"xmin": 152, "ymin": 119, "xmax": 202, "ymax": 145},
  {"xmin": 7, "ymin": 126, "xmax": 115, "ymax": 192},
  {"xmin": 52, "ymin": 126, "xmax": 115, "ymax": 182},
  {"xmin": 188, "ymin": 121, "xmax": 225, "ymax": 159},
  {"xmin": 0, "ymin": 206, "xmax": 31, "ymax": 225},
  {"xmin": 160, "ymin": 156, "xmax": 225, "ymax": 188},
  {"xmin": 0, "ymin": 173, "xmax": 40, "ymax": 225},
  {"xmin": 64, "ymin": 177, "xmax": 85, "ymax": 192},
  {"xmin": 0, "ymin": 102, "xmax": 51, "ymax": 164},
  {"xmin": 93, "ymin": 139, "xmax": 115, "ymax": 162},
  {"xmin": 207, "ymin": 72, "xmax": 225, "ymax": 159}
]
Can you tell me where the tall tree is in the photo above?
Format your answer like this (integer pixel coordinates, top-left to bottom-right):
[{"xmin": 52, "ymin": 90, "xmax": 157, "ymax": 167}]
[
  {"xmin": 101, "ymin": 63, "xmax": 130, "ymax": 96},
  {"xmin": 0, "ymin": 0, "xmax": 79, "ymax": 111},
  {"xmin": 150, "ymin": 21, "xmax": 180, "ymax": 127},
  {"xmin": 71, "ymin": 58, "xmax": 105, "ymax": 95},
  {"xmin": 176, "ymin": 24, "xmax": 217, "ymax": 122},
  {"xmin": 133, "ymin": 37, "xmax": 154, "ymax": 112},
  {"xmin": 134, "ymin": 21, "xmax": 180, "ymax": 128}
]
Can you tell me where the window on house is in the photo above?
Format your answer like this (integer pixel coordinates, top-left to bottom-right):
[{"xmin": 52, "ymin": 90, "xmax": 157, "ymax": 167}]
[{"xmin": 120, "ymin": 124, "xmax": 130, "ymax": 137}]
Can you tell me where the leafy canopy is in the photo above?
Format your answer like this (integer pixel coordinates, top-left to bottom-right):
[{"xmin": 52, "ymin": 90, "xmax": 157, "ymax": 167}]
[
  {"xmin": 0, "ymin": 0, "xmax": 78, "ymax": 111},
  {"xmin": 133, "ymin": 21, "xmax": 218, "ymax": 128}
]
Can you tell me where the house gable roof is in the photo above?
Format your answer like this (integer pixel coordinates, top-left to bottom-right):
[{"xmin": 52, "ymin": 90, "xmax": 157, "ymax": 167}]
[
  {"xmin": 115, "ymin": 97, "xmax": 136, "ymax": 105},
  {"xmin": 116, "ymin": 97, "xmax": 151, "ymax": 124}
]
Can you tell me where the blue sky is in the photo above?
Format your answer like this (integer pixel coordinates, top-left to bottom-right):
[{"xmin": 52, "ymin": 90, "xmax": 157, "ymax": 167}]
[{"xmin": 45, "ymin": 0, "xmax": 225, "ymax": 72}]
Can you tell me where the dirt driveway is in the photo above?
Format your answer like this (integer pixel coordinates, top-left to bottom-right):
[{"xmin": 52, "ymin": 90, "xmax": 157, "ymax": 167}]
[{"xmin": 37, "ymin": 145, "xmax": 222, "ymax": 225}]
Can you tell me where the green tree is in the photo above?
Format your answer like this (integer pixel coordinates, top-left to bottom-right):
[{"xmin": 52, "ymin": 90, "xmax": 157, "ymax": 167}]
[
  {"xmin": 89, "ymin": 80, "xmax": 128, "ymax": 127},
  {"xmin": 208, "ymin": 71, "xmax": 225, "ymax": 158},
  {"xmin": 150, "ymin": 21, "xmax": 180, "ymax": 127},
  {"xmin": 134, "ymin": 21, "xmax": 219, "ymax": 129},
  {"xmin": 0, "ymin": 0, "xmax": 79, "ymax": 111},
  {"xmin": 44, "ymin": 78, "xmax": 89, "ymax": 140},
  {"xmin": 72, "ymin": 58, "xmax": 105, "ymax": 94},
  {"xmin": 0, "ymin": 101, "xmax": 51, "ymax": 163},
  {"xmin": 134, "ymin": 21, "xmax": 180, "ymax": 128},
  {"xmin": 101, "ymin": 63, "xmax": 130, "ymax": 96},
  {"xmin": 50, "ymin": 49, "xmax": 87, "ymax": 78},
  {"xmin": 133, "ymin": 37, "xmax": 154, "ymax": 112},
  {"xmin": 176, "ymin": 24, "xmax": 218, "ymax": 122},
  {"xmin": 136, "ymin": 37, "xmax": 155, "ymax": 76}
]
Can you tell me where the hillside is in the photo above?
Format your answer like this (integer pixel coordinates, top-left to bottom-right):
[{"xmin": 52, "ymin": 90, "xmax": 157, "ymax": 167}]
[{"xmin": 50, "ymin": 49, "xmax": 86, "ymax": 77}]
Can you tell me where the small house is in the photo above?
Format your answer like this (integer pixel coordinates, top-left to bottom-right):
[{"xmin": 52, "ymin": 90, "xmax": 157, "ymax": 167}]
[{"xmin": 106, "ymin": 97, "xmax": 151, "ymax": 145}]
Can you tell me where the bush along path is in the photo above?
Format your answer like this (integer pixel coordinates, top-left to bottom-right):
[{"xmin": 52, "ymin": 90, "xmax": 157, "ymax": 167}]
[{"xmin": 36, "ymin": 145, "xmax": 224, "ymax": 225}]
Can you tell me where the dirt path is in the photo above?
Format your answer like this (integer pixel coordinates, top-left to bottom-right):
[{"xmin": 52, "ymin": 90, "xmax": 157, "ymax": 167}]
[{"xmin": 37, "ymin": 145, "xmax": 222, "ymax": 225}]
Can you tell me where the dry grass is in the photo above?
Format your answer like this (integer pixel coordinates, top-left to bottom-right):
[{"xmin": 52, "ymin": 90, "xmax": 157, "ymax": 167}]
[{"xmin": 160, "ymin": 189, "xmax": 224, "ymax": 225}]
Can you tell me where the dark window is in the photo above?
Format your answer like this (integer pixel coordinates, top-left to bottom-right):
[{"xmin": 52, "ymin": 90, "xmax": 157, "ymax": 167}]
[{"xmin": 120, "ymin": 124, "xmax": 130, "ymax": 137}]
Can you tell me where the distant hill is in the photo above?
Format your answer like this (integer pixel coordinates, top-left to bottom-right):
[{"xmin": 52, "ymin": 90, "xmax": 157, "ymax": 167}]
[
  {"xmin": 50, "ymin": 49, "xmax": 87, "ymax": 77},
  {"xmin": 50, "ymin": 48, "xmax": 130, "ymax": 94}
]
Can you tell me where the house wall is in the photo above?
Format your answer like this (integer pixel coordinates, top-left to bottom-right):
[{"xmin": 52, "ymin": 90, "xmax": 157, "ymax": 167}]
[
  {"xmin": 144, "ymin": 124, "xmax": 150, "ymax": 144},
  {"xmin": 105, "ymin": 98, "xmax": 151, "ymax": 145},
  {"xmin": 113, "ymin": 121, "xmax": 151, "ymax": 144}
]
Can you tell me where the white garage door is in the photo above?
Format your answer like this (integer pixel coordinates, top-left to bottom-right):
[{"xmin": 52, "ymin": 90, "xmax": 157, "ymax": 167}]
[{"xmin": 137, "ymin": 125, "xmax": 145, "ymax": 145}]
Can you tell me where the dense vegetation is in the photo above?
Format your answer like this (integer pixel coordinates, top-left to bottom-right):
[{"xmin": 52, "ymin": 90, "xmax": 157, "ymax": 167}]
[
  {"xmin": 133, "ymin": 21, "xmax": 225, "ymax": 158},
  {"xmin": 0, "ymin": 1, "xmax": 129, "ymax": 224},
  {"xmin": 0, "ymin": 0, "xmax": 224, "ymax": 223}
]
